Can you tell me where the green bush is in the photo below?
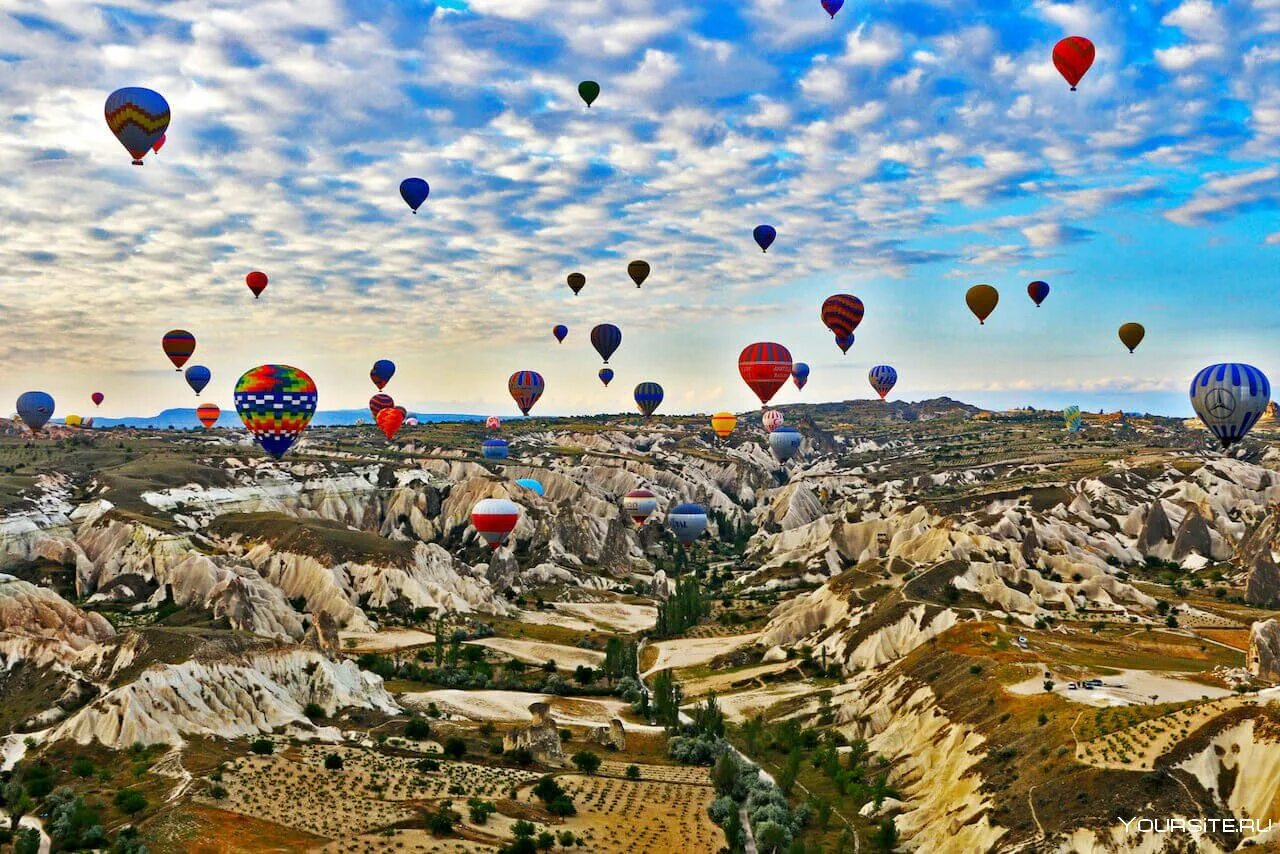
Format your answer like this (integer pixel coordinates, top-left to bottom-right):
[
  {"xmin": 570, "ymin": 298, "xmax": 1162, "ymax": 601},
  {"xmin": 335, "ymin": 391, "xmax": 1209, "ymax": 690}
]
[
  {"xmin": 250, "ymin": 739, "xmax": 274, "ymax": 755},
  {"xmin": 113, "ymin": 788, "xmax": 148, "ymax": 815}
]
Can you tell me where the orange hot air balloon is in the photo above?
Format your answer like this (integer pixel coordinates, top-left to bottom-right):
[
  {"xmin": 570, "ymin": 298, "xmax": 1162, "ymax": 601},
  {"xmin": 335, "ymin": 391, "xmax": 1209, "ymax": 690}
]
[
  {"xmin": 196, "ymin": 403, "xmax": 221, "ymax": 428},
  {"xmin": 966, "ymin": 285, "xmax": 999, "ymax": 325},
  {"xmin": 377, "ymin": 406, "xmax": 406, "ymax": 440},
  {"xmin": 711, "ymin": 412, "xmax": 738, "ymax": 440},
  {"xmin": 1118, "ymin": 322, "xmax": 1145, "ymax": 353},
  {"xmin": 246, "ymin": 271, "xmax": 268, "ymax": 299}
]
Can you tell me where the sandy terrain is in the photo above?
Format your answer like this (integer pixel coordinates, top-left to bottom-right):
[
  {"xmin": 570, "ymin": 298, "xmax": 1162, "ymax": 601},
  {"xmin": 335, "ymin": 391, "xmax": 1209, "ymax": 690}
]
[
  {"xmin": 709, "ymin": 683, "xmax": 814, "ymax": 722},
  {"xmin": 338, "ymin": 629, "xmax": 435, "ymax": 653},
  {"xmin": 400, "ymin": 690, "xmax": 662, "ymax": 730},
  {"xmin": 551, "ymin": 601, "xmax": 657, "ymax": 633},
  {"xmin": 466, "ymin": 637, "xmax": 605, "ymax": 670},
  {"xmin": 1008, "ymin": 669, "xmax": 1233, "ymax": 707},
  {"xmin": 642, "ymin": 633, "xmax": 760, "ymax": 676},
  {"xmin": 679, "ymin": 661, "xmax": 795, "ymax": 698}
]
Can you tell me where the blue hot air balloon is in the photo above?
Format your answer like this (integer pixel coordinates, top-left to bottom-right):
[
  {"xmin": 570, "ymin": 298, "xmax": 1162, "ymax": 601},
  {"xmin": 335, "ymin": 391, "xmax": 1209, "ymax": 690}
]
[
  {"xmin": 868, "ymin": 365, "xmax": 898, "ymax": 400},
  {"xmin": 1028, "ymin": 280, "xmax": 1050, "ymax": 307},
  {"xmin": 591, "ymin": 324, "xmax": 622, "ymax": 364},
  {"xmin": 16, "ymin": 391, "xmax": 54, "ymax": 432},
  {"xmin": 667, "ymin": 503, "xmax": 708, "ymax": 545},
  {"xmin": 184, "ymin": 365, "xmax": 211, "ymax": 395},
  {"xmin": 516, "ymin": 478, "xmax": 545, "ymax": 497},
  {"xmin": 370, "ymin": 359, "xmax": 396, "ymax": 390},
  {"xmin": 104, "ymin": 87, "xmax": 170, "ymax": 166},
  {"xmin": 482, "ymin": 438, "xmax": 510, "ymax": 460},
  {"xmin": 835, "ymin": 334, "xmax": 855, "ymax": 355},
  {"xmin": 792, "ymin": 362, "xmax": 810, "ymax": 391},
  {"xmin": 553, "ymin": 324, "xmax": 569, "ymax": 343},
  {"xmin": 400, "ymin": 178, "xmax": 430, "ymax": 213},
  {"xmin": 598, "ymin": 368, "xmax": 614, "ymax": 387},
  {"xmin": 753, "ymin": 225, "xmax": 777, "ymax": 253},
  {"xmin": 1190, "ymin": 363, "xmax": 1271, "ymax": 449},
  {"xmin": 769, "ymin": 426, "xmax": 802, "ymax": 463},
  {"xmin": 635, "ymin": 382, "xmax": 663, "ymax": 418}
]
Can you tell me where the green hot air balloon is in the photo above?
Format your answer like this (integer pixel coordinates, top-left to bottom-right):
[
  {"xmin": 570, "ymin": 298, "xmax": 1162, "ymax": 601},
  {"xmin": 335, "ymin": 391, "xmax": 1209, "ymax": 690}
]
[{"xmin": 578, "ymin": 81, "xmax": 600, "ymax": 108}]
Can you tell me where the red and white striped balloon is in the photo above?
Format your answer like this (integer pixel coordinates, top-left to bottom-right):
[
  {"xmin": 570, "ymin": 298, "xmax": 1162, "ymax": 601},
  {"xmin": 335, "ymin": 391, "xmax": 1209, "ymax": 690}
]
[
  {"xmin": 763, "ymin": 410, "xmax": 784, "ymax": 433},
  {"xmin": 471, "ymin": 498, "xmax": 521, "ymax": 550},
  {"xmin": 622, "ymin": 488, "xmax": 658, "ymax": 525}
]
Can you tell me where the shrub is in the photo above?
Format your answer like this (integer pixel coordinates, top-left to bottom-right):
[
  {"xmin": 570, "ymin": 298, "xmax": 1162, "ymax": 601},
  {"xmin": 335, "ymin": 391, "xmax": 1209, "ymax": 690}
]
[
  {"xmin": 510, "ymin": 748, "xmax": 534, "ymax": 766},
  {"xmin": 404, "ymin": 717, "xmax": 431, "ymax": 740},
  {"xmin": 416, "ymin": 757, "xmax": 440, "ymax": 772},
  {"xmin": 250, "ymin": 739, "xmax": 274, "ymax": 755},
  {"xmin": 70, "ymin": 757, "xmax": 95, "ymax": 778},
  {"xmin": 113, "ymin": 788, "xmax": 148, "ymax": 815},
  {"xmin": 468, "ymin": 797, "xmax": 497, "ymax": 824},
  {"xmin": 536, "ymin": 831, "xmax": 555, "ymax": 850},
  {"xmin": 209, "ymin": 784, "xmax": 228, "ymax": 799},
  {"xmin": 571, "ymin": 751, "xmax": 600, "ymax": 774},
  {"xmin": 625, "ymin": 764, "xmax": 641, "ymax": 780},
  {"xmin": 303, "ymin": 702, "xmax": 324, "ymax": 720},
  {"xmin": 324, "ymin": 753, "xmax": 344, "ymax": 770},
  {"xmin": 444, "ymin": 737, "xmax": 466, "ymax": 759}
]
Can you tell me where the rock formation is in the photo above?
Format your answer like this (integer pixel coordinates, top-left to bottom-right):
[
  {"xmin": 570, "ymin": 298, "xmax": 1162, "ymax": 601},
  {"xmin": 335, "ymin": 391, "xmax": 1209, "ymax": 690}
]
[
  {"xmin": 1248, "ymin": 619, "xmax": 1280, "ymax": 680},
  {"xmin": 503, "ymin": 701, "xmax": 564, "ymax": 764},
  {"xmin": 590, "ymin": 718, "xmax": 626, "ymax": 751}
]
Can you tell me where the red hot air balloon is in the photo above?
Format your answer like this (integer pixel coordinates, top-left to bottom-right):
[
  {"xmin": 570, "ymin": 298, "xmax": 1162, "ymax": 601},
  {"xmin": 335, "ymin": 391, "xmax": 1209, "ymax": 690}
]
[
  {"xmin": 91, "ymin": 392, "xmax": 104, "ymax": 407},
  {"xmin": 486, "ymin": 415, "xmax": 502, "ymax": 432},
  {"xmin": 369, "ymin": 393, "xmax": 394, "ymax": 419},
  {"xmin": 1053, "ymin": 36, "xmax": 1095, "ymax": 91},
  {"xmin": 162, "ymin": 330, "xmax": 195, "ymax": 371},
  {"xmin": 739, "ymin": 343, "xmax": 794, "ymax": 407},
  {"xmin": 821, "ymin": 295, "xmax": 865, "ymax": 339},
  {"xmin": 152, "ymin": 134, "xmax": 166, "ymax": 154},
  {"xmin": 377, "ymin": 406, "xmax": 406, "ymax": 440},
  {"xmin": 472, "ymin": 497, "xmax": 521, "ymax": 550},
  {"xmin": 196, "ymin": 403, "xmax": 220, "ymax": 428},
  {"xmin": 245, "ymin": 271, "xmax": 268, "ymax": 299}
]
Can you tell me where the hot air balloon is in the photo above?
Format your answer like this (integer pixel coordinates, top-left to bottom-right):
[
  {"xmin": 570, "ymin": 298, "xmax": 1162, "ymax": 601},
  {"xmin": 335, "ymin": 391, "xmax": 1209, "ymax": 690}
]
[
  {"xmin": 369, "ymin": 394, "xmax": 394, "ymax": 419},
  {"xmin": 184, "ymin": 365, "xmax": 211, "ymax": 395},
  {"xmin": 753, "ymin": 225, "xmax": 777, "ymax": 253},
  {"xmin": 1053, "ymin": 36, "xmax": 1095, "ymax": 91},
  {"xmin": 482, "ymin": 438, "xmax": 509, "ymax": 460},
  {"xmin": 509, "ymin": 371, "xmax": 545, "ymax": 415},
  {"xmin": 711, "ymin": 412, "xmax": 738, "ymax": 440},
  {"xmin": 91, "ymin": 392, "xmax": 104, "ymax": 407},
  {"xmin": 667, "ymin": 503, "xmax": 708, "ymax": 545},
  {"xmin": 516, "ymin": 478, "xmax": 544, "ymax": 497},
  {"xmin": 1190, "ymin": 363, "xmax": 1271, "ymax": 449},
  {"xmin": 196, "ymin": 403, "xmax": 220, "ymax": 428},
  {"xmin": 64, "ymin": 415, "xmax": 82, "ymax": 428},
  {"xmin": 635, "ymin": 382, "xmax": 663, "ymax": 418},
  {"xmin": 591, "ymin": 324, "xmax": 622, "ymax": 363},
  {"xmin": 1119, "ymin": 323, "xmax": 1145, "ymax": 353},
  {"xmin": 966, "ymin": 285, "xmax": 999, "ymax": 325},
  {"xmin": 598, "ymin": 368, "xmax": 614, "ymax": 387},
  {"xmin": 162, "ymin": 330, "xmax": 195, "ymax": 371},
  {"xmin": 104, "ymin": 87, "xmax": 170, "ymax": 166},
  {"xmin": 627, "ymin": 260, "xmax": 650, "ymax": 288},
  {"xmin": 405, "ymin": 416, "xmax": 419, "ymax": 427},
  {"xmin": 472, "ymin": 497, "xmax": 520, "ymax": 550},
  {"xmin": 246, "ymin": 271, "xmax": 268, "ymax": 299},
  {"xmin": 763, "ymin": 410, "xmax": 783, "ymax": 433},
  {"xmin": 567, "ymin": 273, "xmax": 586, "ymax": 295},
  {"xmin": 769, "ymin": 426, "xmax": 802, "ymax": 463},
  {"xmin": 152, "ymin": 134, "xmax": 166, "ymax": 154},
  {"xmin": 16, "ymin": 392, "xmax": 54, "ymax": 432},
  {"xmin": 370, "ymin": 359, "xmax": 396, "ymax": 390},
  {"xmin": 578, "ymin": 81, "xmax": 600, "ymax": 107},
  {"xmin": 553, "ymin": 324, "xmax": 569, "ymax": 344},
  {"xmin": 822, "ymin": 0, "xmax": 844, "ymax": 18},
  {"xmin": 739, "ymin": 342, "xmax": 793, "ymax": 407},
  {"xmin": 1063, "ymin": 405, "xmax": 1083, "ymax": 433},
  {"xmin": 835, "ymin": 334, "xmax": 855, "ymax": 355},
  {"xmin": 1027, "ymin": 280, "xmax": 1050, "ymax": 307},
  {"xmin": 868, "ymin": 365, "xmax": 898, "ymax": 400},
  {"xmin": 377, "ymin": 406, "xmax": 406, "ymax": 441},
  {"xmin": 234, "ymin": 365, "xmax": 318, "ymax": 460},
  {"xmin": 821, "ymin": 294, "xmax": 865, "ymax": 339},
  {"xmin": 792, "ymin": 363, "xmax": 810, "ymax": 391},
  {"xmin": 400, "ymin": 178, "xmax": 430, "ymax": 214},
  {"xmin": 486, "ymin": 415, "xmax": 502, "ymax": 432},
  {"xmin": 622, "ymin": 489, "xmax": 658, "ymax": 525}
]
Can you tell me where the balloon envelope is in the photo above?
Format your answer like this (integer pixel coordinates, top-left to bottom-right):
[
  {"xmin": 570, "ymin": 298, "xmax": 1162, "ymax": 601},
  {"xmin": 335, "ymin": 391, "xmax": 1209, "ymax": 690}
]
[
  {"xmin": 1053, "ymin": 36, "xmax": 1096, "ymax": 90},
  {"xmin": 509, "ymin": 371, "xmax": 545, "ymax": 415},
  {"xmin": 868, "ymin": 365, "xmax": 898, "ymax": 400},
  {"xmin": 769, "ymin": 426, "xmax": 802, "ymax": 463},
  {"xmin": 591, "ymin": 324, "xmax": 622, "ymax": 363},
  {"xmin": 821, "ymin": 295, "xmax": 865, "ymax": 339},
  {"xmin": 64, "ymin": 415, "xmax": 82, "ymax": 428},
  {"xmin": 196, "ymin": 403, "xmax": 220, "ymax": 429},
  {"xmin": 400, "ymin": 178, "xmax": 430, "ymax": 213},
  {"xmin": 377, "ymin": 406, "xmax": 405, "ymax": 440},
  {"xmin": 1119, "ymin": 323, "xmax": 1145, "ymax": 353},
  {"xmin": 162, "ymin": 330, "xmax": 196, "ymax": 370},
  {"xmin": 246, "ymin": 271, "xmax": 268, "ymax": 299},
  {"xmin": 567, "ymin": 273, "xmax": 586, "ymax": 295},
  {"xmin": 1190, "ymin": 363, "xmax": 1271, "ymax": 449},
  {"xmin": 516, "ymin": 478, "xmax": 544, "ymax": 497},
  {"xmin": 792, "ymin": 362, "xmax": 810, "ymax": 391},
  {"xmin": 472, "ymin": 497, "xmax": 520, "ymax": 549},
  {"xmin": 482, "ymin": 438, "xmax": 509, "ymax": 460},
  {"xmin": 739, "ymin": 342, "xmax": 794, "ymax": 406},
  {"xmin": 185, "ymin": 365, "xmax": 211, "ymax": 395},
  {"xmin": 104, "ymin": 87, "xmax": 170, "ymax": 165},
  {"xmin": 634, "ymin": 382, "xmax": 663, "ymax": 418},
  {"xmin": 622, "ymin": 489, "xmax": 658, "ymax": 525},
  {"xmin": 234, "ymin": 365, "xmax": 317, "ymax": 459},
  {"xmin": 627, "ymin": 260, "xmax": 650, "ymax": 288},
  {"xmin": 598, "ymin": 368, "xmax": 614, "ymax": 387},
  {"xmin": 486, "ymin": 415, "xmax": 502, "ymax": 432},
  {"xmin": 578, "ymin": 81, "xmax": 600, "ymax": 107},
  {"xmin": 667, "ymin": 503, "xmax": 708, "ymax": 545},
  {"xmin": 711, "ymin": 412, "xmax": 738, "ymax": 440},
  {"xmin": 16, "ymin": 392, "xmax": 54, "ymax": 431},
  {"xmin": 835, "ymin": 334, "xmax": 855, "ymax": 354},
  {"xmin": 821, "ymin": 0, "xmax": 844, "ymax": 17},
  {"xmin": 1027, "ymin": 280, "xmax": 1050, "ymax": 307},
  {"xmin": 91, "ymin": 392, "xmax": 104, "ymax": 407},
  {"xmin": 369, "ymin": 393, "xmax": 394, "ymax": 419},
  {"xmin": 553, "ymin": 324, "xmax": 569, "ymax": 343},
  {"xmin": 370, "ymin": 359, "xmax": 396, "ymax": 390},
  {"xmin": 966, "ymin": 285, "xmax": 999, "ymax": 324},
  {"xmin": 763, "ymin": 410, "xmax": 784, "ymax": 433},
  {"xmin": 753, "ymin": 225, "xmax": 776, "ymax": 253}
]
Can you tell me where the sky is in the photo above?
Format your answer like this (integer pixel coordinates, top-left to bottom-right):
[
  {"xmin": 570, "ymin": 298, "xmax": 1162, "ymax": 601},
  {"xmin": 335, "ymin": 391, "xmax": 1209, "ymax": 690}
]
[{"xmin": 0, "ymin": 0, "xmax": 1277, "ymax": 419}]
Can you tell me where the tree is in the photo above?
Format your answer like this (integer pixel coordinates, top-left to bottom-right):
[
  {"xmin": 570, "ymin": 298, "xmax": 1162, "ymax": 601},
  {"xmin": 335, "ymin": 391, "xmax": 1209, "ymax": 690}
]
[
  {"xmin": 324, "ymin": 753, "xmax": 343, "ymax": 770},
  {"xmin": 711, "ymin": 753, "xmax": 737, "ymax": 795},
  {"xmin": 536, "ymin": 831, "xmax": 555, "ymax": 850},
  {"xmin": 113, "ymin": 788, "xmax": 148, "ymax": 815},
  {"xmin": 405, "ymin": 717, "xmax": 431, "ymax": 739},
  {"xmin": 250, "ymin": 739, "xmax": 274, "ymax": 755},
  {"xmin": 754, "ymin": 820, "xmax": 792, "ymax": 853},
  {"xmin": 513, "ymin": 820, "xmax": 536, "ymax": 839},
  {"xmin": 444, "ymin": 736, "xmax": 467, "ymax": 759},
  {"xmin": 427, "ymin": 801, "xmax": 460, "ymax": 835},
  {"xmin": 468, "ymin": 797, "xmax": 497, "ymax": 824},
  {"xmin": 872, "ymin": 818, "xmax": 898, "ymax": 852},
  {"xmin": 303, "ymin": 702, "xmax": 324, "ymax": 720},
  {"xmin": 625, "ymin": 764, "xmax": 641, "ymax": 781},
  {"xmin": 692, "ymin": 693, "xmax": 725, "ymax": 739},
  {"xmin": 571, "ymin": 751, "xmax": 600, "ymax": 774},
  {"xmin": 13, "ymin": 827, "xmax": 39, "ymax": 854},
  {"xmin": 558, "ymin": 830, "xmax": 576, "ymax": 847},
  {"xmin": 573, "ymin": 665, "xmax": 595, "ymax": 685},
  {"xmin": 510, "ymin": 748, "xmax": 534, "ymax": 766},
  {"xmin": 70, "ymin": 757, "xmax": 95, "ymax": 778}
]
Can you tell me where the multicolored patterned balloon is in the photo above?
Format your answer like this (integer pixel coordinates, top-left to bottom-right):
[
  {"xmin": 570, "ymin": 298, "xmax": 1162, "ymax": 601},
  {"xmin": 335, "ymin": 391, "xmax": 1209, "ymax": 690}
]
[
  {"xmin": 233, "ymin": 365, "xmax": 317, "ymax": 459},
  {"xmin": 509, "ymin": 371, "xmax": 545, "ymax": 416},
  {"xmin": 486, "ymin": 415, "xmax": 502, "ymax": 431},
  {"xmin": 634, "ymin": 382, "xmax": 663, "ymax": 418},
  {"xmin": 763, "ymin": 409, "xmax": 783, "ymax": 433},
  {"xmin": 370, "ymin": 359, "xmax": 395, "ymax": 390},
  {"xmin": 472, "ymin": 498, "xmax": 521, "ymax": 550},
  {"xmin": 104, "ymin": 87, "xmax": 170, "ymax": 165},
  {"xmin": 622, "ymin": 489, "xmax": 658, "ymax": 525},
  {"xmin": 869, "ymin": 365, "xmax": 898, "ymax": 400},
  {"xmin": 196, "ymin": 403, "xmax": 221, "ymax": 429},
  {"xmin": 369, "ymin": 394, "xmax": 394, "ymax": 419},
  {"xmin": 162, "ymin": 330, "xmax": 195, "ymax": 371}
]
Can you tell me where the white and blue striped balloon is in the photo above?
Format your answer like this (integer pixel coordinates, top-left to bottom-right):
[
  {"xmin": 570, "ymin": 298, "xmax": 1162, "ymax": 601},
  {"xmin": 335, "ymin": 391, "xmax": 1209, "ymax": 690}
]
[
  {"xmin": 868, "ymin": 365, "xmax": 898, "ymax": 400},
  {"xmin": 1190, "ymin": 363, "xmax": 1271, "ymax": 449}
]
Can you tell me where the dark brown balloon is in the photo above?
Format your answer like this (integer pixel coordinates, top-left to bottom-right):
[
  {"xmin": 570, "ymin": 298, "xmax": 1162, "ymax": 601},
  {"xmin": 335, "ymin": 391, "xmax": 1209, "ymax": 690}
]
[
  {"xmin": 567, "ymin": 272, "xmax": 585, "ymax": 295},
  {"xmin": 627, "ymin": 260, "xmax": 650, "ymax": 288}
]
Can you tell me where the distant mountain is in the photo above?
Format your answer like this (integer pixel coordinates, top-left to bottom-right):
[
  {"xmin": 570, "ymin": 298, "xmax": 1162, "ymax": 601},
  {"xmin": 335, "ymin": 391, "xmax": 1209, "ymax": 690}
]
[{"xmin": 78, "ymin": 409, "xmax": 486, "ymax": 429}]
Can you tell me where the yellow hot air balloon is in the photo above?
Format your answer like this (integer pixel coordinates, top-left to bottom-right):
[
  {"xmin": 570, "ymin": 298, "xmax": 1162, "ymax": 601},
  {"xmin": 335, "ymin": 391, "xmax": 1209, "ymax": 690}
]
[
  {"xmin": 1118, "ymin": 322, "xmax": 1145, "ymax": 353},
  {"xmin": 966, "ymin": 285, "xmax": 999, "ymax": 325},
  {"xmin": 711, "ymin": 412, "xmax": 738, "ymax": 440},
  {"xmin": 64, "ymin": 414, "xmax": 82, "ymax": 427}
]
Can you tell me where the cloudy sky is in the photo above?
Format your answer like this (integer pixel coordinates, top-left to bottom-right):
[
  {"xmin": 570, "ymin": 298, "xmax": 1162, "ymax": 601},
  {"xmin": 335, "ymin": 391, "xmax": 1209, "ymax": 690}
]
[{"xmin": 0, "ymin": 0, "xmax": 1276, "ymax": 419}]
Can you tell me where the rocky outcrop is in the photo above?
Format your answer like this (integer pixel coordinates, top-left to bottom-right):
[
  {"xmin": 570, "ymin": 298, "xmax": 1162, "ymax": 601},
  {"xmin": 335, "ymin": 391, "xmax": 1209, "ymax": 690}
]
[
  {"xmin": 1248, "ymin": 619, "xmax": 1280, "ymax": 680},
  {"xmin": 304, "ymin": 610, "xmax": 341, "ymax": 652},
  {"xmin": 1137, "ymin": 500, "xmax": 1175, "ymax": 556},
  {"xmin": 1246, "ymin": 552, "xmax": 1280, "ymax": 607},
  {"xmin": 0, "ymin": 574, "xmax": 114, "ymax": 651},
  {"xmin": 590, "ymin": 718, "xmax": 626, "ymax": 751},
  {"xmin": 503, "ymin": 701, "xmax": 563, "ymax": 764},
  {"xmin": 1171, "ymin": 506, "xmax": 1214, "ymax": 562}
]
